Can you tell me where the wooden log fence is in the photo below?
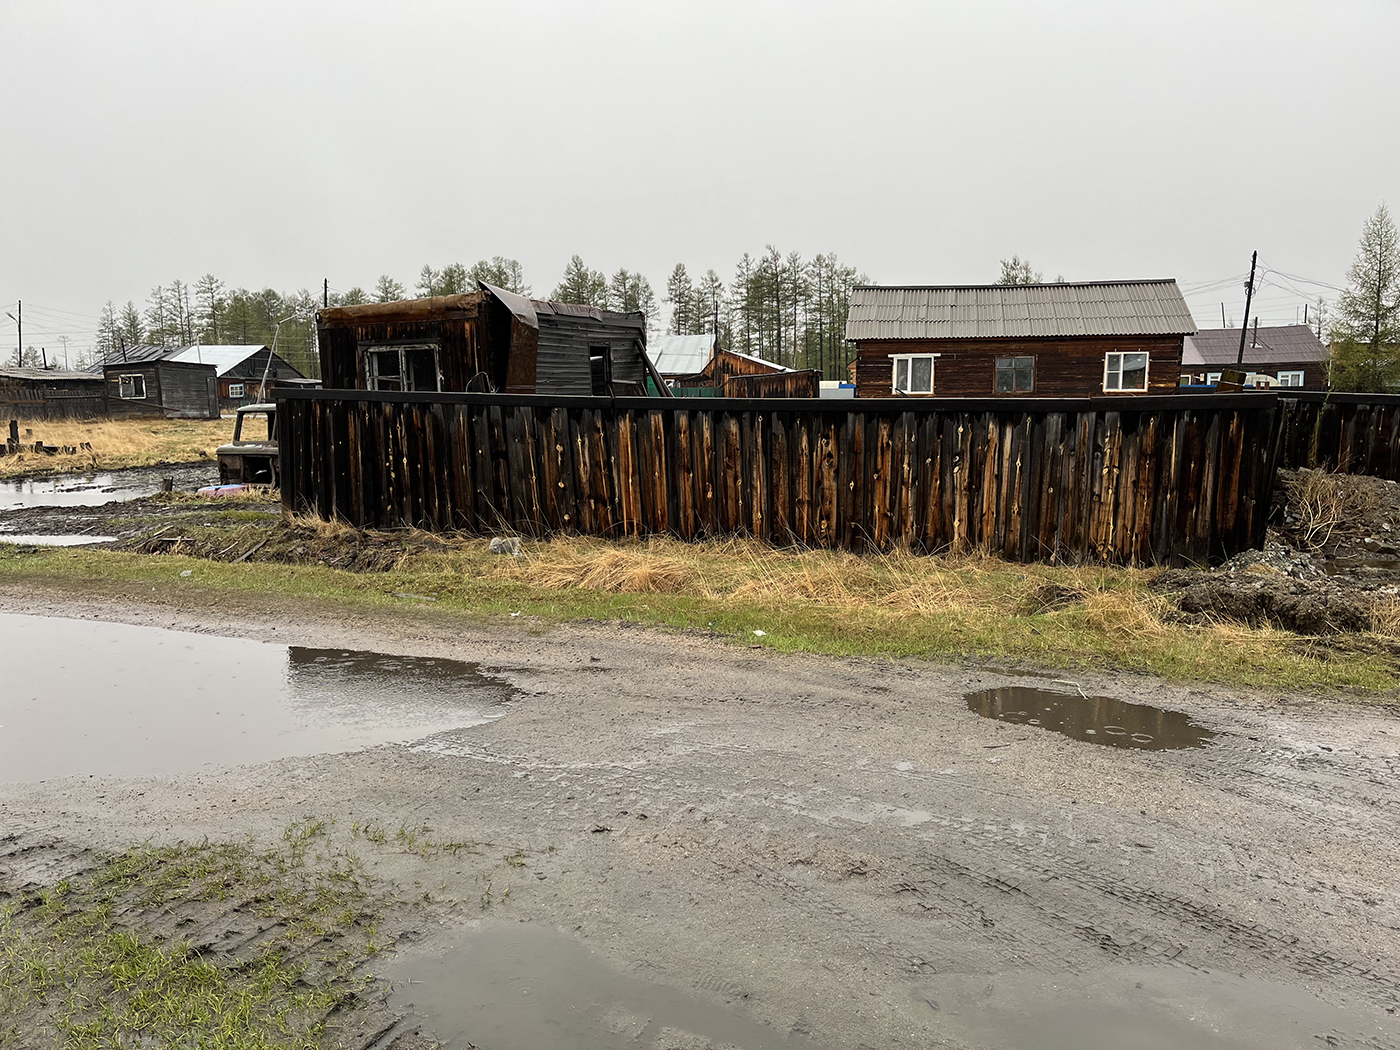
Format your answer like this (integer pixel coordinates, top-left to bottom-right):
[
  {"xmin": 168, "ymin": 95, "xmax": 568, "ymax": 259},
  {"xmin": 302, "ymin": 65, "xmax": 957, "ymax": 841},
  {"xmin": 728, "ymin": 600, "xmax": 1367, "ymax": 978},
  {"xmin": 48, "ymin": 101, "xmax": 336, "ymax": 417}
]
[
  {"xmin": 278, "ymin": 391, "xmax": 1289, "ymax": 566},
  {"xmin": 1279, "ymin": 391, "xmax": 1400, "ymax": 480}
]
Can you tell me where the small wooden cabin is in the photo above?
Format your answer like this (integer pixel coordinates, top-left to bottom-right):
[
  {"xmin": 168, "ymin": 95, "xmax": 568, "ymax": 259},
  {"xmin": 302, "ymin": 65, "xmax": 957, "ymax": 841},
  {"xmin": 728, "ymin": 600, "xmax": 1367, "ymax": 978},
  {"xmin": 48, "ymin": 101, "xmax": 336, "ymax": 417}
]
[
  {"xmin": 647, "ymin": 335, "xmax": 819, "ymax": 397},
  {"xmin": 0, "ymin": 367, "xmax": 107, "ymax": 419},
  {"xmin": 1181, "ymin": 325, "xmax": 1329, "ymax": 390},
  {"xmin": 316, "ymin": 284, "xmax": 668, "ymax": 397},
  {"xmin": 103, "ymin": 360, "xmax": 219, "ymax": 419},
  {"xmin": 844, "ymin": 280, "xmax": 1196, "ymax": 398}
]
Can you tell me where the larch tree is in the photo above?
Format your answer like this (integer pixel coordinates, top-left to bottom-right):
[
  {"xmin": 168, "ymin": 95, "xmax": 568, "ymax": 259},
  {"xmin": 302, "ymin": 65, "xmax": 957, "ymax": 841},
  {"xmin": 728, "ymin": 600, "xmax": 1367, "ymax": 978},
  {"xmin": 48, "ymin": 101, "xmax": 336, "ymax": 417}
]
[
  {"xmin": 996, "ymin": 256, "xmax": 1043, "ymax": 285},
  {"xmin": 1330, "ymin": 204, "xmax": 1400, "ymax": 392},
  {"xmin": 551, "ymin": 255, "xmax": 608, "ymax": 307},
  {"xmin": 468, "ymin": 257, "xmax": 529, "ymax": 295},
  {"xmin": 373, "ymin": 275, "xmax": 407, "ymax": 303},
  {"xmin": 665, "ymin": 264, "xmax": 696, "ymax": 334}
]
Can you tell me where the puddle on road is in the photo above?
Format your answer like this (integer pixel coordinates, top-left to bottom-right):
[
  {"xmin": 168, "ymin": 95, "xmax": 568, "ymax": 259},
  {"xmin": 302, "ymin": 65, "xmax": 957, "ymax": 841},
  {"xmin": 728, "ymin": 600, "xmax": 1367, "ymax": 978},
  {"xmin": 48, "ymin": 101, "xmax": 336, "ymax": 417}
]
[
  {"xmin": 0, "ymin": 465, "xmax": 215, "ymax": 510},
  {"xmin": 0, "ymin": 614, "xmax": 513, "ymax": 783},
  {"xmin": 966, "ymin": 685, "xmax": 1216, "ymax": 750},
  {"xmin": 381, "ymin": 921, "xmax": 825, "ymax": 1050},
  {"xmin": 916, "ymin": 965, "xmax": 1395, "ymax": 1049},
  {"xmin": 0, "ymin": 533, "xmax": 116, "ymax": 546}
]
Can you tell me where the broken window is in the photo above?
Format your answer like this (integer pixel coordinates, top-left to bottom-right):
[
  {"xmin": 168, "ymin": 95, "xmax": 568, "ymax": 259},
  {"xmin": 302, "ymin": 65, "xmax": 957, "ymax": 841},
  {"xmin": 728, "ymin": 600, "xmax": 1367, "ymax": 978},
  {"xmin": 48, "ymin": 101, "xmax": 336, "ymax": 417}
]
[
  {"xmin": 118, "ymin": 374, "xmax": 146, "ymax": 399},
  {"xmin": 589, "ymin": 345, "xmax": 612, "ymax": 396},
  {"xmin": 363, "ymin": 344, "xmax": 442, "ymax": 393}
]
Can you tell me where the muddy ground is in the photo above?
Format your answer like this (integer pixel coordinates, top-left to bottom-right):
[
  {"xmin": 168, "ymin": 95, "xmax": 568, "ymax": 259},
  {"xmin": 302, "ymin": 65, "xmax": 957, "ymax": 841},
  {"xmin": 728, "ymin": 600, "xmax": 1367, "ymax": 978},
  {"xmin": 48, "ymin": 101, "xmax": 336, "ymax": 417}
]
[{"xmin": 2, "ymin": 580, "xmax": 1399, "ymax": 1048}]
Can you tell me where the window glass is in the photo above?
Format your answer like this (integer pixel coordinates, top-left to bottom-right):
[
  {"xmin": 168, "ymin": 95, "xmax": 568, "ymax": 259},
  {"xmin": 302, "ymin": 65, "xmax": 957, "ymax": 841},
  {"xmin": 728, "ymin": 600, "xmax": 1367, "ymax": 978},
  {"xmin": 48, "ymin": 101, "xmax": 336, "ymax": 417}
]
[
  {"xmin": 1278, "ymin": 371, "xmax": 1304, "ymax": 387},
  {"xmin": 895, "ymin": 357, "xmax": 909, "ymax": 392},
  {"xmin": 228, "ymin": 383, "xmax": 245, "ymax": 398},
  {"xmin": 118, "ymin": 375, "xmax": 146, "ymax": 399},
  {"xmin": 910, "ymin": 356, "xmax": 933, "ymax": 393},
  {"xmin": 1104, "ymin": 352, "xmax": 1149, "ymax": 392},
  {"xmin": 996, "ymin": 356, "xmax": 1034, "ymax": 393},
  {"xmin": 1206, "ymin": 372, "xmax": 1222, "ymax": 385}
]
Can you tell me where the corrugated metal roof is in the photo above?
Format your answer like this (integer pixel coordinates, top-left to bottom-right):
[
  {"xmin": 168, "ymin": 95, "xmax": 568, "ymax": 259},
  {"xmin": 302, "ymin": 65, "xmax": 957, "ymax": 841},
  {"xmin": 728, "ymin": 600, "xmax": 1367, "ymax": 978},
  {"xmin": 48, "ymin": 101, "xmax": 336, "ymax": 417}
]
[
  {"xmin": 170, "ymin": 345, "xmax": 270, "ymax": 377},
  {"xmin": 721, "ymin": 348, "xmax": 794, "ymax": 372},
  {"xmin": 86, "ymin": 343, "xmax": 268, "ymax": 376},
  {"xmin": 844, "ymin": 280, "xmax": 1197, "ymax": 341},
  {"xmin": 648, "ymin": 335, "xmax": 715, "ymax": 375},
  {"xmin": 1182, "ymin": 325, "xmax": 1329, "ymax": 367}
]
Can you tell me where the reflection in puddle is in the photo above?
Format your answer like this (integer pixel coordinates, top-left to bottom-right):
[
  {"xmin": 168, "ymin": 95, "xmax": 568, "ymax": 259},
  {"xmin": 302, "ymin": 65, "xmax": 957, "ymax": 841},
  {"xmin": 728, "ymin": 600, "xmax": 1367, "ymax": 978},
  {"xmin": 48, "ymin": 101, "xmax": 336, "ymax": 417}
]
[
  {"xmin": 382, "ymin": 921, "xmax": 825, "ymax": 1050},
  {"xmin": 0, "ymin": 533, "xmax": 116, "ymax": 546},
  {"xmin": 917, "ymin": 965, "xmax": 1395, "ymax": 1049},
  {"xmin": 966, "ymin": 686, "xmax": 1216, "ymax": 750},
  {"xmin": 0, "ymin": 613, "xmax": 512, "ymax": 783}
]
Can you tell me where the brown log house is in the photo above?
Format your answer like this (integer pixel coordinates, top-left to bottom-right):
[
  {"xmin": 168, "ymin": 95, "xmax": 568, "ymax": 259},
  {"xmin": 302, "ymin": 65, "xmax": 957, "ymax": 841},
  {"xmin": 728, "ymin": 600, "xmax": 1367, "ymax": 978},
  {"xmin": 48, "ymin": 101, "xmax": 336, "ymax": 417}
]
[{"xmin": 844, "ymin": 280, "xmax": 1197, "ymax": 398}]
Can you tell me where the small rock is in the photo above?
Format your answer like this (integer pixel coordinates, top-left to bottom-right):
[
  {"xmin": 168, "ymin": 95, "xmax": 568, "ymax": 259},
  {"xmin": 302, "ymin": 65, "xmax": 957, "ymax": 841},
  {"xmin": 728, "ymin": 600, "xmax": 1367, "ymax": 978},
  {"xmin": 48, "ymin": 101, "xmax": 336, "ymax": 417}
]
[{"xmin": 489, "ymin": 536, "xmax": 522, "ymax": 556}]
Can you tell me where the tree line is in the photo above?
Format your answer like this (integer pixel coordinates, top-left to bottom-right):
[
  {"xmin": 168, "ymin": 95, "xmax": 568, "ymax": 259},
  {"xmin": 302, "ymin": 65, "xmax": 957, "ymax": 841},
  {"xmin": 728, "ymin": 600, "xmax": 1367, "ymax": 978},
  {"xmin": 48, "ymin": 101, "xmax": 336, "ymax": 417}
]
[{"xmin": 90, "ymin": 250, "xmax": 870, "ymax": 381}]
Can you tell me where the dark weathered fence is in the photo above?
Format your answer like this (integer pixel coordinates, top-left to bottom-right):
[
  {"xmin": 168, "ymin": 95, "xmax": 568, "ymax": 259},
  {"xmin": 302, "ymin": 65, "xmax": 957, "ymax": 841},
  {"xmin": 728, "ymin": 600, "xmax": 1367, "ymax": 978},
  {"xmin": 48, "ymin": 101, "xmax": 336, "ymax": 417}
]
[
  {"xmin": 279, "ymin": 390, "xmax": 1289, "ymax": 566},
  {"xmin": 1280, "ymin": 391, "xmax": 1400, "ymax": 480}
]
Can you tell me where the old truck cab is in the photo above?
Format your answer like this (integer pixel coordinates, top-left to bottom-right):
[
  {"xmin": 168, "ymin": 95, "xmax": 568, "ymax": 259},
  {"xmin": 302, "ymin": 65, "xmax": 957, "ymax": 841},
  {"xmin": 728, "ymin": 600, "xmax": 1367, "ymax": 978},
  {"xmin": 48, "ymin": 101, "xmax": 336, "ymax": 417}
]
[{"xmin": 216, "ymin": 403, "xmax": 279, "ymax": 485}]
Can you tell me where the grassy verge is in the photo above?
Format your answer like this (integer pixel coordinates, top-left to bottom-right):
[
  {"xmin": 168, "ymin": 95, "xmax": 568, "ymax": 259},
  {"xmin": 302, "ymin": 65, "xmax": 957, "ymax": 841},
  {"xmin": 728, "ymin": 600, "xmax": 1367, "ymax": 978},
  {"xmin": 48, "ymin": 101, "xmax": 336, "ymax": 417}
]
[
  {"xmin": 1, "ymin": 528, "xmax": 1395, "ymax": 692},
  {"xmin": 0, "ymin": 418, "xmax": 234, "ymax": 479},
  {"xmin": 0, "ymin": 824, "xmax": 382, "ymax": 1050}
]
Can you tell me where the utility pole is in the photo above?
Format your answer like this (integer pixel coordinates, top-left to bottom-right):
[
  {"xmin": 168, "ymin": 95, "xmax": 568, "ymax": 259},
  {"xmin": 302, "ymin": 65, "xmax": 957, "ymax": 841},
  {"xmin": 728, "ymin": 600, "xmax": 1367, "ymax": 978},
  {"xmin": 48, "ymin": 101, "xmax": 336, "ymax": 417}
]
[
  {"xmin": 1235, "ymin": 251, "xmax": 1257, "ymax": 367},
  {"xmin": 323, "ymin": 278, "xmax": 328, "ymax": 309}
]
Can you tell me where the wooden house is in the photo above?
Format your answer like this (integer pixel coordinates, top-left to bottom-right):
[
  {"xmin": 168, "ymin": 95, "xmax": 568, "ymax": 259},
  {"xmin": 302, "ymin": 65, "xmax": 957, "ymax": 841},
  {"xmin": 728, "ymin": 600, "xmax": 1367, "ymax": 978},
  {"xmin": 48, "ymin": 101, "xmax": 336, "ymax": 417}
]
[
  {"xmin": 1181, "ymin": 325, "xmax": 1329, "ymax": 390},
  {"xmin": 90, "ymin": 343, "xmax": 306, "ymax": 411},
  {"xmin": 844, "ymin": 280, "xmax": 1196, "ymax": 398},
  {"xmin": 0, "ymin": 367, "xmax": 107, "ymax": 419},
  {"xmin": 103, "ymin": 359, "xmax": 219, "ymax": 419},
  {"xmin": 647, "ymin": 335, "xmax": 820, "ymax": 397},
  {"xmin": 316, "ymin": 284, "xmax": 668, "ymax": 397}
]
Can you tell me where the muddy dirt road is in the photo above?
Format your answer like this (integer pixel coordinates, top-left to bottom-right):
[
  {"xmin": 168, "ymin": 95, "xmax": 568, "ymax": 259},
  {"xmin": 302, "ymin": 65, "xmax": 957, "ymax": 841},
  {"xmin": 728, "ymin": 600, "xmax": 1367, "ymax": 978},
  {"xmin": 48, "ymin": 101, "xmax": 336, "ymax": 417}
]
[{"xmin": 2, "ymin": 583, "xmax": 1399, "ymax": 1048}]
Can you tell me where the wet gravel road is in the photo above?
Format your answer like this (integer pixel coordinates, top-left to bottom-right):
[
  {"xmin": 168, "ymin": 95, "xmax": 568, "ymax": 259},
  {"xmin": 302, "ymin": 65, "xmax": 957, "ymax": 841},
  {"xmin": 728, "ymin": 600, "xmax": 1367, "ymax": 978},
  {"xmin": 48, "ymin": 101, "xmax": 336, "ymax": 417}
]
[{"xmin": 1, "ymin": 584, "xmax": 1398, "ymax": 1048}]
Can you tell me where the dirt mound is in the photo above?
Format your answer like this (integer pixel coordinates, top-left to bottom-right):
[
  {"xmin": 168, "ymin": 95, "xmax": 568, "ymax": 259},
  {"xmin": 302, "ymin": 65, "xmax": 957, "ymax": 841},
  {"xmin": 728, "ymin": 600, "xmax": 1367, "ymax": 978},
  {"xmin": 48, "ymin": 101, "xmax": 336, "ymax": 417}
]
[
  {"xmin": 1173, "ymin": 571, "xmax": 1373, "ymax": 634},
  {"xmin": 125, "ymin": 518, "xmax": 457, "ymax": 572}
]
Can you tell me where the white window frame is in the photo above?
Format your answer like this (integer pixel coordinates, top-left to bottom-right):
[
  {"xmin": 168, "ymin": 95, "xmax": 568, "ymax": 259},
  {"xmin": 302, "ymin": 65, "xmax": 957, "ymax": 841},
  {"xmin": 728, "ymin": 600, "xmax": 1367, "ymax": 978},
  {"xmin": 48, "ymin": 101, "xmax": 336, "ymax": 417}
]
[
  {"xmin": 1277, "ymin": 371, "xmax": 1305, "ymax": 387},
  {"xmin": 1103, "ymin": 351, "xmax": 1150, "ymax": 393},
  {"xmin": 118, "ymin": 374, "xmax": 146, "ymax": 399},
  {"xmin": 1206, "ymin": 372, "xmax": 1222, "ymax": 385},
  {"xmin": 227, "ymin": 382, "xmax": 245, "ymax": 399},
  {"xmin": 891, "ymin": 353, "xmax": 939, "ymax": 395}
]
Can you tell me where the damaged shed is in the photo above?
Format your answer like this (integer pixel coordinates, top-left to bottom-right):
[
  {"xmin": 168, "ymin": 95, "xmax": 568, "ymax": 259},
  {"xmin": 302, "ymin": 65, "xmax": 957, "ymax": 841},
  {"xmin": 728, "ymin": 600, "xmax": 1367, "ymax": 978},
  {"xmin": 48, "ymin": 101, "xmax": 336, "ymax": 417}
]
[{"xmin": 316, "ymin": 283, "xmax": 668, "ymax": 397}]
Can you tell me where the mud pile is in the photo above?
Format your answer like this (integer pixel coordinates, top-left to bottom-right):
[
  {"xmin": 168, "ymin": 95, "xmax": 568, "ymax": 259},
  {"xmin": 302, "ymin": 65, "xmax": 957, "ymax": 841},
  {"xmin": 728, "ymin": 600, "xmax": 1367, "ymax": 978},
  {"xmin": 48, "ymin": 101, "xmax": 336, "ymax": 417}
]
[{"xmin": 1153, "ymin": 469, "xmax": 1400, "ymax": 635}]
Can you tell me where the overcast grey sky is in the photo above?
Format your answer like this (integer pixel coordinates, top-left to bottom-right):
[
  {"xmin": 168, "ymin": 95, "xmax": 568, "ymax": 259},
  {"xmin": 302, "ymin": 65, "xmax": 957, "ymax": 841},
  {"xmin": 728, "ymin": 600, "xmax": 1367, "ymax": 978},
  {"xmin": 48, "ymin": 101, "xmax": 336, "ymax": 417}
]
[{"xmin": 2, "ymin": 0, "xmax": 1396, "ymax": 357}]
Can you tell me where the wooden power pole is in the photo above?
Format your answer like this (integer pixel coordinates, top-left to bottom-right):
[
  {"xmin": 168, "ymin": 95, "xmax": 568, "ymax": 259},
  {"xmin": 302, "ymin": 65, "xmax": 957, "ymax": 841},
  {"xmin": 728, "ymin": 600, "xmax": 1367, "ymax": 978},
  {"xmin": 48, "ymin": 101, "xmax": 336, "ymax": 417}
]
[{"xmin": 1236, "ymin": 251, "xmax": 1257, "ymax": 367}]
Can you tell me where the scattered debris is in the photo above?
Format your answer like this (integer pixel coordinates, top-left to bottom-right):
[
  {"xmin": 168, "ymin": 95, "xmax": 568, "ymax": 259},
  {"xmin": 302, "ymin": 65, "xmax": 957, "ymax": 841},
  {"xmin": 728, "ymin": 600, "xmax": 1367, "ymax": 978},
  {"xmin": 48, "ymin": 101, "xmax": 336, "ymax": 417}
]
[{"xmin": 489, "ymin": 536, "xmax": 522, "ymax": 556}]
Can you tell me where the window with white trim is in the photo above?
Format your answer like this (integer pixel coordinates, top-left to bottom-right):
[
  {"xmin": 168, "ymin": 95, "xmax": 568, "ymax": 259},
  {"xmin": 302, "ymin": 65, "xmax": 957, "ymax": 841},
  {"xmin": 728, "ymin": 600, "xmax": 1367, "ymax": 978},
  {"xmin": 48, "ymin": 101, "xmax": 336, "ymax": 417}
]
[
  {"xmin": 1103, "ymin": 352, "xmax": 1149, "ymax": 392},
  {"xmin": 892, "ymin": 354, "xmax": 936, "ymax": 394},
  {"xmin": 228, "ymin": 382, "xmax": 245, "ymax": 398},
  {"xmin": 1206, "ymin": 372, "xmax": 1222, "ymax": 385},
  {"xmin": 1277, "ymin": 371, "xmax": 1305, "ymax": 387},
  {"xmin": 118, "ymin": 374, "xmax": 146, "ymax": 399}
]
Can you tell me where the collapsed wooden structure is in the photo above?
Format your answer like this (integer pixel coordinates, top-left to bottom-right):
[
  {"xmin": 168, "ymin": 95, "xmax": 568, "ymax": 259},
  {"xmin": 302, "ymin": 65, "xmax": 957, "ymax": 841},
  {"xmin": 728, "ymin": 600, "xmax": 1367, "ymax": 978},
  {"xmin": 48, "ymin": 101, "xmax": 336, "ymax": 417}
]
[{"xmin": 279, "ymin": 389, "xmax": 1288, "ymax": 566}]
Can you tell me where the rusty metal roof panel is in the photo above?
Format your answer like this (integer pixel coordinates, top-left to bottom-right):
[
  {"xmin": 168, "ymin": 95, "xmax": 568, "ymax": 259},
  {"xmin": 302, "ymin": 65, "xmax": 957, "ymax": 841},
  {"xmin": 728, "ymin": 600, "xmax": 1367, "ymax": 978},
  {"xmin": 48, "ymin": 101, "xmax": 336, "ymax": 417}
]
[{"xmin": 846, "ymin": 280, "xmax": 1195, "ymax": 341}]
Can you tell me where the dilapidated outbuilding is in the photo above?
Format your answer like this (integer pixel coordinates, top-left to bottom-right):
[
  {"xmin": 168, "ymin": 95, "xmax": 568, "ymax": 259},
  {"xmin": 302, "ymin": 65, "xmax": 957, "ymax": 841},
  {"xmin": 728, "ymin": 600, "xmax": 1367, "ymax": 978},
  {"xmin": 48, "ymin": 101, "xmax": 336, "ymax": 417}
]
[
  {"xmin": 315, "ymin": 284, "xmax": 669, "ymax": 397},
  {"xmin": 0, "ymin": 367, "xmax": 107, "ymax": 419},
  {"xmin": 103, "ymin": 359, "xmax": 220, "ymax": 419}
]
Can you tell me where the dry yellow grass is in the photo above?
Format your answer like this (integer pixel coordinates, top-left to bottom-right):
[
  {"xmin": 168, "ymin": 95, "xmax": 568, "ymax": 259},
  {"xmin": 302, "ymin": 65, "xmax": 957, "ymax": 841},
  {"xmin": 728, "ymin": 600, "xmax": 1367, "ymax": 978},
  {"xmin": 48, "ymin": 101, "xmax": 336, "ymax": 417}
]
[{"xmin": 0, "ymin": 417, "xmax": 235, "ymax": 478}]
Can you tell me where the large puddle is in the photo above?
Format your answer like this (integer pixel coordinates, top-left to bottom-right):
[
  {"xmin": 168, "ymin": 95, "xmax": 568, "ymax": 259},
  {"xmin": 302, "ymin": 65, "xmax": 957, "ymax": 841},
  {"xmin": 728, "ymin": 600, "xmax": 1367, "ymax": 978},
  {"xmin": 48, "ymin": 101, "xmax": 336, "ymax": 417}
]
[
  {"xmin": 966, "ymin": 685, "xmax": 1216, "ymax": 750},
  {"xmin": 915, "ymin": 966, "xmax": 1396, "ymax": 1049},
  {"xmin": 0, "ymin": 614, "xmax": 512, "ymax": 783},
  {"xmin": 0, "ymin": 464, "xmax": 216, "ymax": 510},
  {"xmin": 381, "ymin": 921, "xmax": 827, "ymax": 1050}
]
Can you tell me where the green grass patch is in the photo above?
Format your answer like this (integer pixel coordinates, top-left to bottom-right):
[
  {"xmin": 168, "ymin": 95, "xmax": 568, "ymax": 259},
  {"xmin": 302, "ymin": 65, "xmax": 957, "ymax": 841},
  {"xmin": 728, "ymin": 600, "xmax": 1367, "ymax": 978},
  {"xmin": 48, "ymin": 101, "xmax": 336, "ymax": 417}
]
[
  {"xmin": 0, "ymin": 831, "xmax": 382, "ymax": 1050},
  {"xmin": 0, "ymin": 534, "xmax": 1394, "ymax": 693}
]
